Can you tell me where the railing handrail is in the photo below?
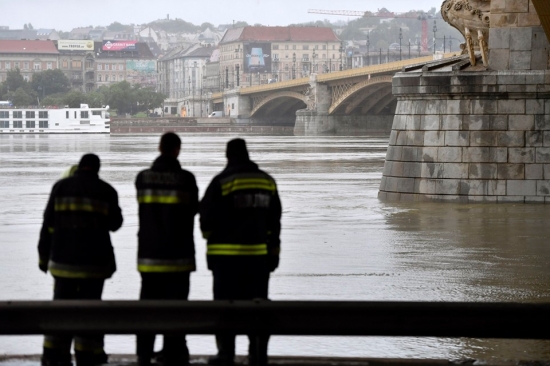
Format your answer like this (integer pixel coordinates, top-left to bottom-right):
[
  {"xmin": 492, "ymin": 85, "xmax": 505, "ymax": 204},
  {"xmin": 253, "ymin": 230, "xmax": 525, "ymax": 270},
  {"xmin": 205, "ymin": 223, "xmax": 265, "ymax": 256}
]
[{"xmin": 1, "ymin": 300, "xmax": 549, "ymax": 338}]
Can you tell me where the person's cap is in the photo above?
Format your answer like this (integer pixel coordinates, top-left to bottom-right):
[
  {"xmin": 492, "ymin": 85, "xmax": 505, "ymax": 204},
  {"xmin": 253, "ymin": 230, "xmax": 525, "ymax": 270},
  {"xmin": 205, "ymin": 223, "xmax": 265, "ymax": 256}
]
[
  {"xmin": 79, "ymin": 153, "xmax": 100, "ymax": 173},
  {"xmin": 226, "ymin": 138, "xmax": 249, "ymax": 160}
]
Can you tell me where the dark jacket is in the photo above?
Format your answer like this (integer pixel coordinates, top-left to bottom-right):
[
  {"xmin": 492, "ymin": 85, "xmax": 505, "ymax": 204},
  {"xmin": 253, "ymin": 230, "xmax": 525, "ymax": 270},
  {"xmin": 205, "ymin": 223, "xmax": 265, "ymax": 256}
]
[
  {"xmin": 199, "ymin": 159, "xmax": 281, "ymax": 271},
  {"xmin": 38, "ymin": 169, "xmax": 123, "ymax": 279},
  {"xmin": 135, "ymin": 155, "xmax": 198, "ymax": 273}
]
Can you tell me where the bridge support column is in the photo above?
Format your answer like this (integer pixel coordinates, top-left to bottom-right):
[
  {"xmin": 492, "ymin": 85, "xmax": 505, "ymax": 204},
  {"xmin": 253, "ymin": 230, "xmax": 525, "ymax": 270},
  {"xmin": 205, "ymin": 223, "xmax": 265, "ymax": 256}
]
[{"xmin": 294, "ymin": 75, "xmax": 335, "ymax": 135}]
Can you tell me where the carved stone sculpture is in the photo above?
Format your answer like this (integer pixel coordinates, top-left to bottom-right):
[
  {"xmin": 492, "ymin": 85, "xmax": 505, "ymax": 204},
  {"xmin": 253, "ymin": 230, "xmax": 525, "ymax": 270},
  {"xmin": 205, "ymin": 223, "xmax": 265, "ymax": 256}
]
[{"xmin": 441, "ymin": 0, "xmax": 490, "ymax": 66}]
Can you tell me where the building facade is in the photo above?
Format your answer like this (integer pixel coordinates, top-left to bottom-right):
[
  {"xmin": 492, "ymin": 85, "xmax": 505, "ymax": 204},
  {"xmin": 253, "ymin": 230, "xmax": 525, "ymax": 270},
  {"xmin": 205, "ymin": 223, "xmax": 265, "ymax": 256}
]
[
  {"xmin": 0, "ymin": 40, "xmax": 59, "ymax": 83},
  {"xmin": 219, "ymin": 26, "xmax": 341, "ymax": 86}
]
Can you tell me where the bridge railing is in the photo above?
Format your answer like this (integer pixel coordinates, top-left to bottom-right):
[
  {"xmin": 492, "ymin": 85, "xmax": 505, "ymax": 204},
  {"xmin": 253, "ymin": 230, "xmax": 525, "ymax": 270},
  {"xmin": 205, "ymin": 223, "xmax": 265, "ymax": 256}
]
[{"xmin": 1, "ymin": 300, "xmax": 549, "ymax": 338}]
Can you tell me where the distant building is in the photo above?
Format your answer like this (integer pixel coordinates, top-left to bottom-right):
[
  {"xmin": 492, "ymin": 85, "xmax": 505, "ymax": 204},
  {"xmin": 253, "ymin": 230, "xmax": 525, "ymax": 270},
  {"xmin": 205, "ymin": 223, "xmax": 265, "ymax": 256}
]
[
  {"xmin": 0, "ymin": 40, "xmax": 59, "ymax": 83},
  {"xmin": 219, "ymin": 26, "xmax": 341, "ymax": 85}
]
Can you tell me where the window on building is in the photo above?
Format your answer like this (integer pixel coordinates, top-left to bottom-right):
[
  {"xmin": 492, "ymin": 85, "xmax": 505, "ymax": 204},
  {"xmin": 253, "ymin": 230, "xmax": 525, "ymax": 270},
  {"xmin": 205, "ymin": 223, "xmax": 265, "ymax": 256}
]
[
  {"xmin": 105, "ymin": 64, "xmax": 110, "ymax": 71},
  {"xmin": 26, "ymin": 121, "xmax": 35, "ymax": 128},
  {"xmin": 39, "ymin": 121, "xmax": 48, "ymax": 128},
  {"xmin": 34, "ymin": 62, "xmax": 41, "ymax": 70},
  {"xmin": 13, "ymin": 111, "xmax": 22, "ymax": 118},
  {"xmin": 98, "ymin": 75, "xmax": 102, "ymax": 82},
  {"xmin": 333, "ymin": 45, "xmax": 336, "ymax": 50},
  {"xmin": 62, "ymin": 60, "xmax": 68, "ymax": 69},
  {"xmin": 273, "ymin": 45, "xmax": 279, "ymax": 50},
  {"xmin": 323, "ymin": 45, "xmax": 327, "ymax": 50},
  {"xmin": 47, "ymin": 62, "xmax": 53, "ymax": 70},
  {"xmin": 23, "ymin": 75, "xmax": 30, "ymax": 81},
  {"xmin": 293, "ymin": 45, "xmax": 296, "ymax": 50},
  {"xmin": 39, "ymin": 111, "xmax": 48, "ymax": 118},
  {"xmin": 25, "ymin": 111, "xmax": 35, "ymax": 118},
  {"xmin": 13, "ymin": 121, "xmax": 22, "ymax": 128},
  {"xmin": 105, "ymin": 75, "xmax": 109, "ymax": 82},
  {"xmin": 285, "ymin": 45, "xmax": 289, "ymax": 50},
  {"xmin": 97, "ymin": 64, "xmax": 102, "ymax": 70},
  {"xmin": 81, "ymin": 111, "xmax": 89, "ymax": 119},
  {"xmin": 315, "ymin": 45, "xmax": 319, "ymax": 50},
  {"xmin": 24, "ymin": 62, "xmax": 29, "ymax": 70},
  {"xmin": 118, "ymin": 64, "xmax": 124, "ymax": 71},
  {"xmin": 15, "ymin": 62, "xmax": 20, "ymax": 69},
  {"xmin": 71, "ymin": 60, "xmax": 81, "ymax": 69},
  {"xmin": 86, "ymin": 60, "xmax": 93, "ymax": 69},
  {"xmin": 6, "ymin": 62, "xmax": 11, "ymax": 70},
  {"xmin": 119, "ymin": 74, "xmax": 123, "ymax": 81},
  {"xmin": 0, "ymin": 121, "xmax": 9, "ymax": 128},
  {"xmin": 0, "ymin": 111, "xmax": 9, "ymax": 118}
]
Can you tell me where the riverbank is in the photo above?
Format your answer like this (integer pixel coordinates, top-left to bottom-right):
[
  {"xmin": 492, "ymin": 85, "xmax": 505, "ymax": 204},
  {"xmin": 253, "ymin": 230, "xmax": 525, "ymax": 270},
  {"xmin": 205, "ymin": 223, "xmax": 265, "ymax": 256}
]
[{"xmin": 110, "ymin": 117, "xmax": 294, "ymax": 135}]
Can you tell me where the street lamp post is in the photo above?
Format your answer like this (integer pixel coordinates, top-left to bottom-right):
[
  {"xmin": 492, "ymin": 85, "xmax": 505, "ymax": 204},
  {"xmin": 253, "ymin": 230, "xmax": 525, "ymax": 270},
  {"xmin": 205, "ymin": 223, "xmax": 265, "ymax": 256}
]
[
  {"xmin": 399, "ymin": 28, "xmax": 403, "ymax": 61},
  {"xmin": 408, "ymin": 41, "xmax": 411, "ymax": 59},
  {"xmin": 433, "ymin": 20, "xmax": 437, "ymax": 54},
  {"xmin": 236, "ymin": 64, "xmax": 240, "ymax": 87},
  {"xmin": 311, "ymin": 49, "xmax": 316, "ymax": 74},
  {"xmin": 366, "ymin": 32, "xmax": 370, "ymax": 66},
  {"xmin": 379, "ymin": 48, "xmax": 382, "ymax": 64},
  {"xmin": 292, "ymin": 53, "xmax": 296, "ymax": 79},
  {"xmin": 339, "ymin": 42, "xmax": 345, "ymax": 70}
]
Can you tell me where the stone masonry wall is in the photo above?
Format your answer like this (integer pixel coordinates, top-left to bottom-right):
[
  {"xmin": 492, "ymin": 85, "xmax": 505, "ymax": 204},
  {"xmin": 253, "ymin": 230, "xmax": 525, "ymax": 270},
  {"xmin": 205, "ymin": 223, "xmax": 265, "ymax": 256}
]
[
  {"xmin": 489, "ymin": 0, "xmax": 549, "ymax": 70},
  {"xmin": 378, "ymin": 70, "xmax": 550, "ymax": 203}
]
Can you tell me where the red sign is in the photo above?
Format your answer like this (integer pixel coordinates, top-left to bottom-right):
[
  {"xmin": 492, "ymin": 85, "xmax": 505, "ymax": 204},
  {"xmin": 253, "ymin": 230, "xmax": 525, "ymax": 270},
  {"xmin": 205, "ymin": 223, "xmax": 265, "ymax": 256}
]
[{"xmin": 102, "ymin": 41, "xmax": 137, "ymax": 51}]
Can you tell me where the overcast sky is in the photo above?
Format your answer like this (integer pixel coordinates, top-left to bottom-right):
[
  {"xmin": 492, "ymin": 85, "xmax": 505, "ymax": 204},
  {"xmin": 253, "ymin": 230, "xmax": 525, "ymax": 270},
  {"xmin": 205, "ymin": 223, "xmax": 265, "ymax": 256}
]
[{"xmin": 2, "ymin": 0, "xmax": 443, "ymax": 31}]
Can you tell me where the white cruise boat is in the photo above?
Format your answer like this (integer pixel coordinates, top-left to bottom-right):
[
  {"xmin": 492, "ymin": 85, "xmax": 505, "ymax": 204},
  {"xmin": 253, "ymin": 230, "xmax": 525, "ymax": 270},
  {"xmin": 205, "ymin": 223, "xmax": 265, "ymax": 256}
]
[{"xmin": 0, "ymin": 104, "xmax": 110, "ymax": 134}]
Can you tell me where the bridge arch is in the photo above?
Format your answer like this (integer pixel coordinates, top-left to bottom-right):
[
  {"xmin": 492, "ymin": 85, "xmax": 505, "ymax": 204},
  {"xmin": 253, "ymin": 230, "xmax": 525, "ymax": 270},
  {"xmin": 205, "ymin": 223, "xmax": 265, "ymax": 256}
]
[
  {"xmin": 328, "ymin": 75, "xmax": 393, "ymax": 115},
  {"xmin": 250, "ymin": 91, "xmax": 307, "ymax": 117}
]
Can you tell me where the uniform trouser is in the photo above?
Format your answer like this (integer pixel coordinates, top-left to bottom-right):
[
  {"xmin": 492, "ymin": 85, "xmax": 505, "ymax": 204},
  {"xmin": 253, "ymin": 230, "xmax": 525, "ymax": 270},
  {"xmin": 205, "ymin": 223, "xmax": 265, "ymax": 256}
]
[
  {"xmin": 212, "ymin": 265, "xmax": 270, "ymax": 366},
  {"xmin": 137, "ymin": 272, "xmax": 191, "ymax": 363},
  {"xmin": 42, "ymin": 277, "xmax": 106, "ymax": 366}
]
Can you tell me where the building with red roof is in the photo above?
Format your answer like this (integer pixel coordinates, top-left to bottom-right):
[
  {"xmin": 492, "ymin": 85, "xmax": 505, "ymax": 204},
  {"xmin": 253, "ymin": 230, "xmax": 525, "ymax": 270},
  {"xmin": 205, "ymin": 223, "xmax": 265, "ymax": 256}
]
[
  {"xmin": 0, "ymin": 40, "xmax": 59, "ymax": 83},
  {"xmin": 219, "ymin": 26, "xmax": 342, "ymax": 84}
]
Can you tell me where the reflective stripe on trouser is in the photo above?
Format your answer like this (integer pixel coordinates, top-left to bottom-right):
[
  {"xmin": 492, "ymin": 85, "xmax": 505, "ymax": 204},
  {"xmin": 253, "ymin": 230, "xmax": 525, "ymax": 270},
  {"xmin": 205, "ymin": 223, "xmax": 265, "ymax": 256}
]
[
  {"xmin": 74, "ymin": 336, "xmax": 104, "ymax": 354},
  {"xmin": 48, "ymin": 260, "xmax": 113, "ymax": 279},
  {"xmin": 137, "ymin": 189, "xmax": 189, "ymax": 204},
  {"xmin": 43, "ymin": 335, "xmax": 71, "ymax": 350},
  {"xmin": 138, "ymin": 258, "xmax": 196, "ymax": 272},
  {"xmin": 220, "ymin": 174, "xmax": 276, "ymax": 196},
  {"xmin": 207, "ymin": 243, "xmax": 268, "ymax": 255},
  {"xmin": 54, "ymin": 196, "xmax": 109, "ymax": 215}
]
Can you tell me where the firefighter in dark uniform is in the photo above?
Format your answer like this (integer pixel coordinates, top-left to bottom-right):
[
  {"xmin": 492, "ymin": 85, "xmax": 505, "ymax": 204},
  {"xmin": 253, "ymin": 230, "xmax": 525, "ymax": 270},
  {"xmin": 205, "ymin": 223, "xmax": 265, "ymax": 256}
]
[
  {"xmin": 200, "ymin": 138, "xmax": 282, "ymax": 366},
  {"xmin": 38, "ymin": 153, "xmax": 123, "ymax": 366},
  {"xmin": 135, "ymin": 132, "xmax": 199, "ymax": 366}
]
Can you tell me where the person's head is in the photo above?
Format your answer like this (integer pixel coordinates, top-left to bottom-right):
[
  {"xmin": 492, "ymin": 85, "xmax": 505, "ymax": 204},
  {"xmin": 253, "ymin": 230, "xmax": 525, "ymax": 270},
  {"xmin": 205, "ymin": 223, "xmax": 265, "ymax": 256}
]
[
  {"xmin": 159, "ymin": 132, "xmax": 181, "ymax": 157},
  {"xmin": 78, "ymin": 153, "xmax": 100, "ymax": 173},
  {"xmin": 226, "ymin": 138, "xmax": 249, "ymax": 163}
]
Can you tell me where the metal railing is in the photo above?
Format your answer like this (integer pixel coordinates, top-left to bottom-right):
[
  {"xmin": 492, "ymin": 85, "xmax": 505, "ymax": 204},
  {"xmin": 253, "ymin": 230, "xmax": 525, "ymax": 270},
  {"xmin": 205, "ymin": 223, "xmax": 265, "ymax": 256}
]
[{"xmin": 1, "ymin": 300, "xmax": 549, "ymax": 338}]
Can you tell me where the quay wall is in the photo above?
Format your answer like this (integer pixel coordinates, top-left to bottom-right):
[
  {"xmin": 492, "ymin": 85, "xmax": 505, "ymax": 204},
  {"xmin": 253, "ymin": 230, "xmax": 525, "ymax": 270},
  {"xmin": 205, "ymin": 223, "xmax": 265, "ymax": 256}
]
[
  {"xmin": 294, "ymin": 112, "xmax": 393, "ymax": 136},
  {"xmin": 110, "ymin": 117, "xmax": 293, "ymax": 135},
  {"xmin": 378, "ymin": 70, "xmax": 550, "ymax": 203}
]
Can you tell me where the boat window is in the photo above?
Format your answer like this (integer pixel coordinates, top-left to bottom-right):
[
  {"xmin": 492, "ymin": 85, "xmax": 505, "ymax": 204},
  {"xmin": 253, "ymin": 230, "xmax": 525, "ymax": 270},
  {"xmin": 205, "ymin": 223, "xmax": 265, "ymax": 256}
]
[
  {"xmin": 74, "ymin": 111, "xmax": 77, "ymax": 119},
  {"xmin": 13, "ymin": 111, "xmax": 22, "ymax": 119},
  {"xmin": 25, "ymin": 111, "xmax": 35, "ymax": 118},
  {"xmin": 0, "ymin": 121, "xmax": 8, "ymax": 128},
  {"xmin": 26, "ymin": 121, "xmax": 35, "ymax": 128},
  {"xmin": 0, "ymin": 111, "xmax": 8, "ymax": 118},
  {"xmin": 66, "ymin": 111, "xmax": 69, "ymax": 119},
  {"xmin": 39, "ymin": 121, "xmax": 48, "ymax": 128},
  {"xmin": 92, "ymin": 111, "xmax": 101, "ymax": 116},
  {"xmin": 13, "ymin": 121, "xmax": 22, "ymax": 128},
  {"xmin": 81, "ymin": 111, "xmax": 89, "ymax": 119},
  {"xmin": 39, "ymin": 111, "xmax": 48, "ymax": 118}
]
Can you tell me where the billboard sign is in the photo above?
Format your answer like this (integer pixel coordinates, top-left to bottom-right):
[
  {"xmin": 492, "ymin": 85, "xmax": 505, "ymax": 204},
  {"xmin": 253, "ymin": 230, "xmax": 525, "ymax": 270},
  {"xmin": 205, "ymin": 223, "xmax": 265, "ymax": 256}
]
[
  {"xmin": 244, "ymin": 43, "xmax": 271, "ymax": 73},
  {"xmin": 126, "ymin": 60, "xmax": 156, "ymax": 73},
  {"xmin": 102, "ymin": 40, "xmax": 137, "ymax": 51},
  {"xmin": 58, "ymin": 40, "xmax": 94, "ymax": 51}
]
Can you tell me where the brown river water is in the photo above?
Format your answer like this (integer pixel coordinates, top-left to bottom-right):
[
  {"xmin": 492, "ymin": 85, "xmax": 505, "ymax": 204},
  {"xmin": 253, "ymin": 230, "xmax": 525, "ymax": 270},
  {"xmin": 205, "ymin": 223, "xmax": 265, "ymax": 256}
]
[{"xmin": 1, "ymin": 133, "xmax": 550, "ymax": 360}]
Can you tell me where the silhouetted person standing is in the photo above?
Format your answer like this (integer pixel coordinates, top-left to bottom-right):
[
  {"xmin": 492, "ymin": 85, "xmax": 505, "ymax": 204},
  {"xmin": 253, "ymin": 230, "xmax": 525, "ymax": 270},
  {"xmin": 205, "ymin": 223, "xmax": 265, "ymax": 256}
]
[
  {"xmin": 135, "ymin": 132, "xmax": 199, "ymax": 366},
  {"xmin": 38, "ymin": 153, "xmax": 123, "ymax": 366},
  {"xmin": 200, "ymin": 138, "xmax": 282, "ymax": 366}
]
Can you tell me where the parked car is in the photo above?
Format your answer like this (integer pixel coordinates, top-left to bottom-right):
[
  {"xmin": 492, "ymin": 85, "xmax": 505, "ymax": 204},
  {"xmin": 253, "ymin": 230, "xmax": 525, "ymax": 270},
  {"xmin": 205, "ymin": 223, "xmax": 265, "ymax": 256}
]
[{"xmin": 208, "ymin": 111, "xmax": 223, "ymax": 117}]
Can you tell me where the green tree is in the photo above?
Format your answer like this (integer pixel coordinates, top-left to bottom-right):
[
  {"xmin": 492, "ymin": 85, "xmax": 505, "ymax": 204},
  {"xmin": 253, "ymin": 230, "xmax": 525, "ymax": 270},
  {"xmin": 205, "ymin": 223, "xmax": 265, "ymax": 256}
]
[
  {"xmin": 107, "ymin": 22, "xmax": 129, "ymax": 31},
  {"xmin": 12, "ymin": 87, "xmax": 34, "ymax": 106},
  {"xmin": 108, "ymin": 81, "xmax": 135, "ymax": 115},
  {"xmin": 134, "ymin": 86, "xmax": 165, "ymax": 114},
  {"xmin": 63, "ymin": 91, "xmax": 87, "ymax": 108},
  {"xmin": 85, "ymin": 91, "xmax": 106, "ymax": 108},
  {"xmin": 31, "ymin": 69, "xmax": 71, "ymax": 96},
  {"xmin": 200, "ymin": 22, "xmax": 215, "ymax": 31},
  {"xmin": 5, "ymin": 68, "xmax": 27, "ymax": 94}
]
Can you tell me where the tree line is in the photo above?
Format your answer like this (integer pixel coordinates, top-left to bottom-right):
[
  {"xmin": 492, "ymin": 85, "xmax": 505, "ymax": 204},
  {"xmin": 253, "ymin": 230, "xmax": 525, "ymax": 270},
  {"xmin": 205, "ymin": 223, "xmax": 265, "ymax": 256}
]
[{"xmin": 0, "ymin": 69, "xmax": 165, "ymax": 116}]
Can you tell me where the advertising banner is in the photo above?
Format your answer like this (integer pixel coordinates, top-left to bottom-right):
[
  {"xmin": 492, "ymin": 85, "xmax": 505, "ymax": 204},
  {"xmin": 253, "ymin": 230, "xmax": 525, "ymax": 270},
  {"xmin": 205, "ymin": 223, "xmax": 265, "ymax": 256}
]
[
  {"xmin": 102, "ymin": 40, "xmax": 137, "ymax": 51},
  {"xmin": 58, "ymin": 40, "xmax": 94, "ymax": 51},
  {"xmin": 244, "ymin": 43, "xmax": 271, "ymax": 73},
  {"xmin": 126, "ymin": 60, "xmax": 156, "ymax": 73}
]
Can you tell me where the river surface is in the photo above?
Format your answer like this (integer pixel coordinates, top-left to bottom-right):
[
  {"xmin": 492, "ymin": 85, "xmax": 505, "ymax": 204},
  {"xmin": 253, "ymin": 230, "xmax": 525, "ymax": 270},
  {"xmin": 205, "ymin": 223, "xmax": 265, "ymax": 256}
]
[{"xmin": 1, "ymin": 133, "xmax": 550, "ymax": 360}]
